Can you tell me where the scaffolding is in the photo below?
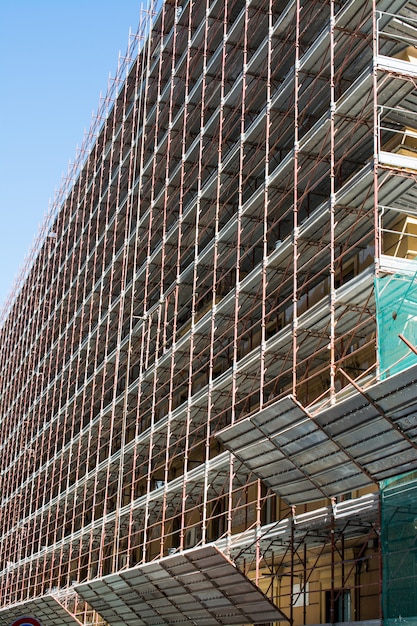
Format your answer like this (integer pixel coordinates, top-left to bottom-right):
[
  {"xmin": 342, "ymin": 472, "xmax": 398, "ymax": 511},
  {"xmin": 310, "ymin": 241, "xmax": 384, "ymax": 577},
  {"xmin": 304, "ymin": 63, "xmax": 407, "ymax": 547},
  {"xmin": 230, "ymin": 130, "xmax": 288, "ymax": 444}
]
[{"xmin": 1, "ymin": 0, "xmax": 417, "ymax": 625}]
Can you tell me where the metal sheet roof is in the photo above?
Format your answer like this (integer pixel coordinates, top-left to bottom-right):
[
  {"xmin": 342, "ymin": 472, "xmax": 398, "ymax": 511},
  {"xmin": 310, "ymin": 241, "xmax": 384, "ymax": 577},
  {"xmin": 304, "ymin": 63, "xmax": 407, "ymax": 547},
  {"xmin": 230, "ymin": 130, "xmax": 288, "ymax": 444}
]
[
  {"xmin": 75, "ymin": 545, "xmax": 288, "ymax": 625},
  {"xmin": 0, "ymin": 596, "xmax": 82, "ymax": 626},
  {"xmin": 218, "ymin": 365, "xmax": 417, "ymax": 505}
]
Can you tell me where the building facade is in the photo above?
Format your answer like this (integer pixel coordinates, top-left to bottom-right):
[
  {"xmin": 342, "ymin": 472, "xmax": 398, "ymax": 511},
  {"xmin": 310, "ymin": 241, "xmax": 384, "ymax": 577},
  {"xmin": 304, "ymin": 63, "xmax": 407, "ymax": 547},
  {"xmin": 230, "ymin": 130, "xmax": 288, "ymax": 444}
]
[{"xmin": 1, "ymin": 0, "xmax": 417, "ymax": 624}]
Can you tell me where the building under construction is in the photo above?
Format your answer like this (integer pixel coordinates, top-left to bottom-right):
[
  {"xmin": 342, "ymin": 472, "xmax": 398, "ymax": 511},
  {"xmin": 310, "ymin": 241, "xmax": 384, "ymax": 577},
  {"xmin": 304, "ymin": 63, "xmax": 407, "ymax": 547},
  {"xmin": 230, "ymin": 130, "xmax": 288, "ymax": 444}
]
[{"xmin": 2, "ymin": 0, "xmax": 417, "ymax": 624}]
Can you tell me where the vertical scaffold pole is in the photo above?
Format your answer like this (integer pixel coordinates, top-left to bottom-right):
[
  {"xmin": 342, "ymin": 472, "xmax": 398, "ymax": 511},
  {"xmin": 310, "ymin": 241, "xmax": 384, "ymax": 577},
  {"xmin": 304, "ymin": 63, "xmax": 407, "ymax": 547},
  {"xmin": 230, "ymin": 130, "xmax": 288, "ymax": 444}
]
[
  {"xmin": 292, "ymin": 0, "xmax": 300, "ymax": 398},
  {"xmin": 329, "ymin": 0, "xmax": 336, "ymax": 403},
  {"xmin": 206, "ymin": 0, "xmax": 229, "ymax": 549}
]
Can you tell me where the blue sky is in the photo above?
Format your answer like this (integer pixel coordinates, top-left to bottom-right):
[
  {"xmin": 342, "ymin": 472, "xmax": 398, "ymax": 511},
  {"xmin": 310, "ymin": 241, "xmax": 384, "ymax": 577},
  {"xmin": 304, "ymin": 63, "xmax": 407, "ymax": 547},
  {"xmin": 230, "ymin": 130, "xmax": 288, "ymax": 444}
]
[{"xmin": 0, "ymin": 1, "xmax": 151, "ymax": 314}]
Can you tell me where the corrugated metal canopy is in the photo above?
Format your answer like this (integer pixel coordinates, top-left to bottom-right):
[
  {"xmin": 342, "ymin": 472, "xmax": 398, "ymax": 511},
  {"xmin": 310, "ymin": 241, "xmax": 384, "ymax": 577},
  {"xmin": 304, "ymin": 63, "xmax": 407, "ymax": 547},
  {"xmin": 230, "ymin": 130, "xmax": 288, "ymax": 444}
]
[
  {"xmin": 75, "ymin": 545, "xmax": 288, "ymax": 625},
  {"xmin": 0, "ymin": 596, "xmax": 82, "ymax": 626},
  {"xmin": 217, "ymin": 365, "xmax": 417, "ymax": 505}
]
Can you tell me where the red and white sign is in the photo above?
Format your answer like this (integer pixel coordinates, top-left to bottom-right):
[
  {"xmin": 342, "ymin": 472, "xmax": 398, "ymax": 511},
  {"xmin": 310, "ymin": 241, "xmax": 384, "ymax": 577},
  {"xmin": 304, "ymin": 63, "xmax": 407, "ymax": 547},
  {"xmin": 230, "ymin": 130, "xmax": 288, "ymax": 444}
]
[{"xmin": 10, "ymin": 618, "xmax": 42, "ymax": 626}]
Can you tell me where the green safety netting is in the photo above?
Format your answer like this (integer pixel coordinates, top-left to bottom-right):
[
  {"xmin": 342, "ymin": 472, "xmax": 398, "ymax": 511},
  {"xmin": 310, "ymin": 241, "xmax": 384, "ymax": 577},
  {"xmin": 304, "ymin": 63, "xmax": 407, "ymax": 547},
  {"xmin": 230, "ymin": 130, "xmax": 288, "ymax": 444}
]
[
  {"xmin": 375, "ymin": 272, "xmax": 417, "ymax": 378},
  {"xmin": 381, "ymin": 471, "xmax": 417, "ymax": 626}
]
